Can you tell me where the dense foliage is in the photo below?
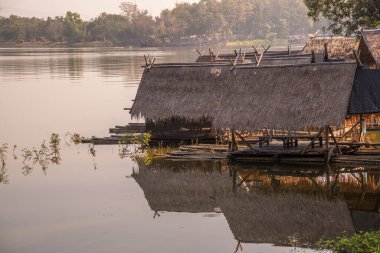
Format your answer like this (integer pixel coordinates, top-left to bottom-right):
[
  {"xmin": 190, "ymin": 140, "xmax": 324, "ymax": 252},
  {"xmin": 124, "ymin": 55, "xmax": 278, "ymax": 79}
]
[
  {"xmin": 304, "ymin": 0, "xmax": 380, "ymax": 35},
  {"xmin": 0, "ymin": 0, "xmax": 322, "ymax": 46},
  {"xmin": 317, "ymin": 231, "xmax": 380, "ymax": 253}
]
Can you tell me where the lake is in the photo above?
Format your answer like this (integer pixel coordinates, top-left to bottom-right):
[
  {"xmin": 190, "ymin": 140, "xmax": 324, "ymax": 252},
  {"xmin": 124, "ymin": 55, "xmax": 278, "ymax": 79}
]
[{"xmin": 0, "ymin": 47, "xmax": 377, "ymax": 253}]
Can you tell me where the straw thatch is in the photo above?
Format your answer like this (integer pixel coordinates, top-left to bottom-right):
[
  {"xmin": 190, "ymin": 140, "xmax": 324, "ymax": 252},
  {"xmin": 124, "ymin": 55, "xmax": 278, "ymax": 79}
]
[
  {"xmin": 195, "ymin": 52, "xmax": 321, "ymax": 65},
  {"xmin": 220, "ymin": 190, "xmax": 355, "ymax": 245},
  {"xmin": 359, "ymin": 29, "xmax": 380, "ymax": 69},
  {"xmin": 348, "ymin": 69, "xmax": 380, "ymax": 114},
  {"xmin": 303, "ymin": 37, "xmax": 359, "ymax": 60},
  {"xmin": 131, "ymin": 63, "xmax": 357, "ymax": 131}
]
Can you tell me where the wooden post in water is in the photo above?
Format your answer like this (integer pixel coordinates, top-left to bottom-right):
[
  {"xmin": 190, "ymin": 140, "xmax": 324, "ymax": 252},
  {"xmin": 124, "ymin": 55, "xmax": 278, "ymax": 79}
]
[
  {"xmin": 230, "ymin": 128, "xmax": 238, "ymax": 152},
  {"xmin": 359, "ymin": 114, "xmax": 365, "ymax": 142},
  {"xmin": 328, "ymin": 126, "xmax": 342, "ymax": 155}
]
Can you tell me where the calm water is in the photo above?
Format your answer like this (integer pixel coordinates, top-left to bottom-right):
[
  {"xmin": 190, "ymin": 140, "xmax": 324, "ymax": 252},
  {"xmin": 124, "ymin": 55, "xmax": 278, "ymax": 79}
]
[{"xmin": 0, "ymin": 47, "xmax": 375, "ymax": 253}]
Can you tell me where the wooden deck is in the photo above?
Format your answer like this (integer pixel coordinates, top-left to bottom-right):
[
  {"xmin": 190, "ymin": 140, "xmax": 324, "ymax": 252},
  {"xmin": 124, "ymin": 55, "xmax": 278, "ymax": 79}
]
[{"xmin": 166, "ymin": 143, "xmax": 380, "ymax": 166}]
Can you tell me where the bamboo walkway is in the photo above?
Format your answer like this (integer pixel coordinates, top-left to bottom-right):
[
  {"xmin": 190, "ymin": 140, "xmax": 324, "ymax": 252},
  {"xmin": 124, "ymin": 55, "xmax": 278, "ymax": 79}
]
[{"xmin": 166, "ymin": 143, "xmax": 380, "ymax": 166}]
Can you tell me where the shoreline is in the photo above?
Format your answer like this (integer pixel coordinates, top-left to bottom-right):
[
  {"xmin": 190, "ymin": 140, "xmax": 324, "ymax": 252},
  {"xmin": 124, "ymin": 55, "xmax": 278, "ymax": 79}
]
[{"xmin": 0, "ymin": 39, "xmax": 300, "ymax": 49}]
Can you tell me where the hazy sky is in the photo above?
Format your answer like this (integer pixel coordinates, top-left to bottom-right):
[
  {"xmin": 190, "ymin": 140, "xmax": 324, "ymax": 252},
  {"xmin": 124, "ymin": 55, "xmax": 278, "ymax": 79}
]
[{"xmin": 0, "ymin": 0, "xmax": 198, "ymax": 20}]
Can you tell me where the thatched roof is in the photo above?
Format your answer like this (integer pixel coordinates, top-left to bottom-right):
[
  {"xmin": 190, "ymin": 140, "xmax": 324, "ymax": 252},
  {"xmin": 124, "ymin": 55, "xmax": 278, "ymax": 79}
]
[
  {"xmin": 221, "ymin": 190, "xmax": 355, "ymax": 245},
  {"xmin": 348, "ymin": 69, "xmax": 380, "ymax": 114},
  {"xmin": 359, "ymin": 29, "xmax": 380, "ymax": 68},
  {"xmin": 131, "ymin": 62, "xmax": 357, "ymax": 131},
  {"xmin": 303, "ymin": 36, "xmax": 359, "ymax": 60},
  {"xmin": 196, "ymin": 52, "xmax": 324, "ymax": 65}
]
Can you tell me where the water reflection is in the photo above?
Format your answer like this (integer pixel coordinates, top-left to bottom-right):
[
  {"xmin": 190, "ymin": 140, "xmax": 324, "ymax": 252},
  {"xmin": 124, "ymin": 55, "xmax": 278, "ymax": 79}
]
[
  {"xmin": 68, "ymin": 57, "xmax": 84, "ymax": 78},
  {"xmin": 0, "ymin": 47, "xmax": 196, "ymax": 83},
  {"xmin": 132, "ymin": 158, "xmax": 380, "ymax": 248}
]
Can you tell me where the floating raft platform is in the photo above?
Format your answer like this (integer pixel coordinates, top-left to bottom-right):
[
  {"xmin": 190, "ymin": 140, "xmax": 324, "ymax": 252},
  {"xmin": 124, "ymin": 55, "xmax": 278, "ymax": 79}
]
[
  {"xmin": 166, "ymin": 142, "xmax": 380, "ymax": 165},
  {"xmin": 109, "ymin": 123, "xmax": 146, "ymax": 134}
]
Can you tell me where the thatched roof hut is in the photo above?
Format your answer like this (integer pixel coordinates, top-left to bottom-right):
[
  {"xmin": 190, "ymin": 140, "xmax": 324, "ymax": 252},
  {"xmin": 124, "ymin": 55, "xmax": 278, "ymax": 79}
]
[
  {"xmin": 131, "ymin": 63, "xmax": 357, "ymax": 131},
  {"xmin": 348, "ymin": 69, "xmax": 380, "ymax": 114},
  {"xmin": 359, "ymin": 29, "xmax": 380, "ymax": 69},
  {"xmin": 220, "ymin": 190, "xmax": 355, "ymax": 245},
  {"xmin": 303, "ymin": 36, "xmax": 359, "ymax": 60}
]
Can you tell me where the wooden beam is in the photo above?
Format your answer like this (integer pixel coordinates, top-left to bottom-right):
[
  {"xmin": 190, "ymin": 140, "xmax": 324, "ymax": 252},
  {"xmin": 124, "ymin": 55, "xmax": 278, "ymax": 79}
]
[
  {"xmin": 252, "ymin": 45, "xmax": 259, "ymax": 54},
  {"xmin": 230, "ymin": 128, "xmax": 238, "ymax": 152},
  {"xmin": 328, "ymin": 126, "xmax": 342, "ymax": 155},
  {"xmin": 301, "ymin": 128, "xmax": 323, "ymax": 154},
  {"xmin": 235, "ymin": 131, "xmax": 257, "ymax": 153},
  {"xmin": 360, "ymin": 114, "xmax": 365, "ymax": 142},
  {"xmin": 256, "ymin": 53, "xmax": 264, "ymax": 66},
  {"xmin": 253, "ymin": 53, "xmax": 259, "ymax": 63},
  {"xmin": 236, "ymin": 172, "xmax": 255, "ymax": 188},
  {"xmin": 323, "ymin": 43, "xmax": 329, "ymax": 62},
  {"xmin": 143, "ymin": 54, "xmax": 148, "ymax": 67},
  {"xmin": 353, "ymin": 50, "xmax": 364, "ymax": 67},
  {"xmin": 301, "ymin": 29, "xmax": 320, "ymax": 52},
  {"xmin": 342, "ymin": 121, "xmax": 360, "ymax": 137},
  {"xmin": 311, "ymin": 50, "xmax": 315, "ymax": 63}
]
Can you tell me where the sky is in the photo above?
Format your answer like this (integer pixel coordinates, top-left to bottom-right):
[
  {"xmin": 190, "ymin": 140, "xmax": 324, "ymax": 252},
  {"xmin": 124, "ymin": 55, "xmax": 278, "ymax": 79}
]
[{"xmin": 0, "ymin": 0, "xmax": 198, "ymax": 20}]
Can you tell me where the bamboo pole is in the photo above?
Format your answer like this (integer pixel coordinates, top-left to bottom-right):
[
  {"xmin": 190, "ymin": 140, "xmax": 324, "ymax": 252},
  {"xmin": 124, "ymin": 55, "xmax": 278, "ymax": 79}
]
[
  {"xmin": 341, "ymin": 121, "xmax": 360, "ymax": 138},
  {"xmin": 311, "ymin": 50, "xmax": 315, "ymax": 63},
  {"xmin": 353, "ymin": 50, "xmax": 363, "ymax": 67},
  {"xmin": 359, "ymin": 114, "xmax": 365, "ymax": 142},
  {"xmin": 235, "ymin": 131, "xmax": 257, "ymax": 153},
  {"xmin": 230, "ymin": 128, "xmax": 237, "ymax": 152},
  {"xmin": 301, "ymin": 128, "xmax": 323, "ymax": 154},
  {"xmin": 323, "ymin": 43, "xmax": 329, "ymax": 62},
  {"xmin": 328, "ymin": 126, "xmax": 342, "ymax": 155}
]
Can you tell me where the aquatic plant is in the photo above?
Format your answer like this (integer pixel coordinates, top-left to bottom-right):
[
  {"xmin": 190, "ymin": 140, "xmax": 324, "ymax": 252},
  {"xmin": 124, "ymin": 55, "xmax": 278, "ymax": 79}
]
[
  {"xmin": 0, "ymin": 143, "xmax": 7, "ymax": 168},
  {"xmin": 317, "ymin": 231, "xmax": 380, "ymax": 253},
  {"xmin": 20, "ymin": 133, "xmax": 62, "ymax": 175},
  {"xmin": 118, "ymin": 132, "xmax": 152, "ymax": 164},
  {"xmin": 0, "ymin": 143, "xmax": 9, "ymax": 184},
  {"xmin": 65, "ymin": 132, "xmax": 84, "ymax": 145}
]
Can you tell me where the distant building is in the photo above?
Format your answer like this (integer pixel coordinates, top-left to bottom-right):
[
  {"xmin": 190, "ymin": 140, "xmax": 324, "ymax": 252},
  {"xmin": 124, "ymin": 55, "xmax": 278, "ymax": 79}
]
[{"xmin": 359, "ymin": 29, "xmax": 380, "ymax": 69}]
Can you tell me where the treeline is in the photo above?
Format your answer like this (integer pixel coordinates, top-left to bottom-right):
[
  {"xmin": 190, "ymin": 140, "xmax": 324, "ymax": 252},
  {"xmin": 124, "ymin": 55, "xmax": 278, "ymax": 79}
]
[{"xmin": 0, "ymin": 0, "xmax": 322, "ymax": 46}]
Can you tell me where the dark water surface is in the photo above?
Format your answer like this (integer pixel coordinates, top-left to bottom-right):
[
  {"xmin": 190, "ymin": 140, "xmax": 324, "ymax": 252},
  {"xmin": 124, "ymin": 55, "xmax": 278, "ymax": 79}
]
[{"xmin": 0, "ymin": 47, "xmax": 374, "ymax": 253}]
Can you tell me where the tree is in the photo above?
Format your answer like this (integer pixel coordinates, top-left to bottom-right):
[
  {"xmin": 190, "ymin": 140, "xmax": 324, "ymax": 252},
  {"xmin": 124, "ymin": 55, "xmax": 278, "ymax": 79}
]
[
  {"xmin": 119, "ymin": 2, "xmax": 155, "ymax": 42},
  {"xmin": 45, "ymin": 16, "xmax": 64, "ymax": 42},
  {"xmin": 119, "ymin": 2, "xmax": 138, "ymax": 21},
  {"xmin": 303, "ymin": 0, "xmax": 380, "ymax": 35},
  {"xmin": 63, "ymin": 11, "xmax": 86, "ymax": 42}
]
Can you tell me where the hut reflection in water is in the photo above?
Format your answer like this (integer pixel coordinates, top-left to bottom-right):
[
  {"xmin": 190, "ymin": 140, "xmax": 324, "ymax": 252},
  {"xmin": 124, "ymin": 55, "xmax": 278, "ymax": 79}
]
[{"xmin": 133, "ymin": 159, "xmax": 380, "ymax": 247}]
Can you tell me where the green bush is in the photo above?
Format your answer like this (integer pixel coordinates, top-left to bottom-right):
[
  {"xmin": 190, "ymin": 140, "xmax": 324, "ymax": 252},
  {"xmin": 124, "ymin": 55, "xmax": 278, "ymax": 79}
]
[{"xmin": 317, "ymin": 231, "xmax": 380, "ymax": 253}]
